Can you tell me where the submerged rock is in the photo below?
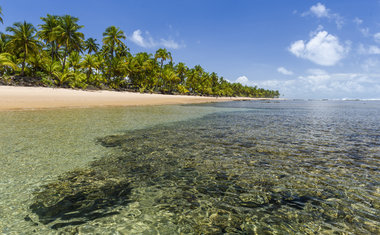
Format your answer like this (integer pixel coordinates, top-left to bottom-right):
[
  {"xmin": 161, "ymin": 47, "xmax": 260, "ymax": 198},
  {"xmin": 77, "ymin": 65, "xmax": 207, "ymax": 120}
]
[
  {"xmin": 29, "ymin": 169, "xmax": 131, "ymax": 228},
  {"xmin": 27, "ymin": 110, "xmax": 380, "ymax": 233}
]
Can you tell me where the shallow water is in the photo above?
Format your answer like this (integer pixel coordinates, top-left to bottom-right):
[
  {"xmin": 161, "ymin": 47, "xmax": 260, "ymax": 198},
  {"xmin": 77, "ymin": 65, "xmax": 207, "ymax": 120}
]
[
  {"xmin": 0, "ymin": 104, "xmax": 233, "ymax": 234},
  {"xmin": 1, "ymin": 101, "xmax": 379, "ymax": 234}
]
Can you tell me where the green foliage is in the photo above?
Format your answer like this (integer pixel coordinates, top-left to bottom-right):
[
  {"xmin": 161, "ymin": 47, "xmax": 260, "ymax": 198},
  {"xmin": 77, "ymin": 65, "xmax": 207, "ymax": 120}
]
[
  {"xmin": 177, "ymin": 84, "xmax": 189, "ymax": 94},
  {"xmin": 53, "ymin": 70, "xmax": 74, "ymax": 86},
  {"xmin": 0, "ymin": 11, "xmax": 279, "ymax": 98},
  {"xmin": 0, "ymin": 6, "xmax": 3, "ymax": 24},
  {"xmin": 41, "ymin": 76, "xmax": 54, "ymax": 86},
  {"xmin": 84, "ymin": 38, "xmax": 99, "ymax": 54},
  {"xmin": 6, "ymin": 21, "xmax": 41, "ymax": 76},
  {"xmin": 0, "ymin": 53, "xmax": 18, "ymax": 72},
  {"xmin": 69, "ymin": 72, "xmax": 87, "ymax": 89}
]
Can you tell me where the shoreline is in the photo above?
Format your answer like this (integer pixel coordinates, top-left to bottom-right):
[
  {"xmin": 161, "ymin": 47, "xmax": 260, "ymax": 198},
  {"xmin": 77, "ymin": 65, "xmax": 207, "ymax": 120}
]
[{"xmin": 0, "ymin": 86, "xmax": 274, "ymax": 111}]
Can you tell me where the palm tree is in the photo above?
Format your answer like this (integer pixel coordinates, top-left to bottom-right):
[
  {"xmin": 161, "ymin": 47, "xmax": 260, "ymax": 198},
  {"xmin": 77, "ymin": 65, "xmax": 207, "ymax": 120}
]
[
  {"xmin": 42, "ymin": 58, "xmax": 61, "ymax": 79},
  {"xmin": 0, "ymin": 33, "xmax": 9, "ymax": 53},
  {"xmin": 68, "ymin": 51, "xmax": 81, "ymax": 72},
  {"xmin": 0, "ymin": 6, "xmax": 3, "ymax": 24},
  {"xmin": 84, "ymin": 38, "xmax": 99, "ymax": 54},
  {"xmin": 81, "ymin": 54, "xmax": 98, "ymax": 81},
  {"xmin": 154, "ymin": 48, "xmax": 172, "ymax": 70},
  {"xmin": 53, "ymin": 70, "xmax": 74, "ymax": 86},
  {"xmin": 6, "ymin": 21, "xmax": 41, "ymax": 76},
  {"xmin": 175, "ymin": 62, "xmax": 187, "ymax": 85},
  {"xmin": 38, "ymin": 14, "xmax": 60, "ymax": 60},
  {"xmin": 162, "ymin": 67, "xmax": 180, "ymax": 93},
  {"xmin": 0, "ymin": 53, "xmax": 18, "ymax": 74},
  {"xmin": 154, "ymin": 48, "xmax": 172, "ymax": 90},
  {"xmin": 102, "ymin": 26, "xmax": 126, "ymax": 60},
  {"xmin": 55, "ymin": 15, "xmax": 84, "ymax": 72},
  {"xmin": 27, "ymin": 50, "xmax": 49, "ymax": 76},
  {"xmin": 102, "ymin": 26, "xmax": 126, "ymax": 80}
]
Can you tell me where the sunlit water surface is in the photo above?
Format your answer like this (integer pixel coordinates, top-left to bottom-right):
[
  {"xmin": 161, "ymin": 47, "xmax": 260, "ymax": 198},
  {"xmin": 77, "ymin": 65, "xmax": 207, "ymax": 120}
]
[{"xmin": 0, "ymin": 101, "xmax": 379, "ymax": 234}]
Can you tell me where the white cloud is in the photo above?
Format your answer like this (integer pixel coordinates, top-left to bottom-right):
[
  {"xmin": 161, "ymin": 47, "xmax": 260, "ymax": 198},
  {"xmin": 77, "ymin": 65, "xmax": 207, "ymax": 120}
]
[
  {"xmin": 302, "ymin": 3, "xmax": 343, "ymax": 28},
  {"xmin": 297, "ymin": 72, "xmax": 377, "ymax": 94},
  {"xmin": 277, "ymin": 67, "xmax": 294, "ymax": 75},
  {"xmin": 361, "ymin": 58, "xmax": 380, "ymax": 72},
  {"xmin": 358, "ymin": 44, "xmax": 380, "ymax": 55},
  {"xmin": 359, "ymin": 27, "xmax": 370, "ymax": 37},
  {"xmin": 160, "ymin": 39, "xmax": 180, "ymax": 49},
  {"xmin": 253, "ymin": 72, "xmax": 380, "ymax": 99},
  {"xmin": 289, "ymin": 31, "xmax": 348, "ymax": 66},
  {"xmin": 368, "ymin": 46, "xmax": 380, "ymax": 54},
  {"xmin": 310, "ymin": 3, "xmax": 329, "ymax": 18},
  {"xmin": 353, "ymin": 17, "xmax": 363, "ymax": 25},
  {"xmin": 130, "ymin": 30, "xmax": 154, "ymax": 48},
  {"xmin": 374, "ymin": 33, "xmax": 380, "ymax": 43},
  {"xmin": 129, "ymin": 29, "xmax": 183, "ymax": 49},
  {"xmin": 235, "ymin": 76, "xmax": 249, "ymax": 85},
  {"xmin": 353, "ymin": 17, "xmax": 370, "ymax": 37}
]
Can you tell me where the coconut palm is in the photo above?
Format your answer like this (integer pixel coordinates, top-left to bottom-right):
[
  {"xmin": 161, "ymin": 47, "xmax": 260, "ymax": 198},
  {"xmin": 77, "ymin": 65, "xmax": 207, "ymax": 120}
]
[
  {"xmin": 81, "ymin": 54, "xmax": 98, "ymax": 81},
  {"xmin": 0, "ymin": 53, "xmax": 18, "ymax": 73},
  {"xmin": 154, "ymin": 48, "xmax": 172, "ymax": 70},
  {"xmin": 84, "ymin": 38, "xmax": 99, "ymax": 54},
  {"xmin": 102, "ymin": 26, "xmax": 126, "ymax": 80},
  {"xmin": 102, "ymin": 26, "xmax": 126, "ymax": 60},
  {"xmin": 27, "ymin": 50, "xmax": 50, "ymax": 76},
  {"xmin": 154, "ymin": 48, "xmax": 172, "ymax": 89},
  {"xmin": 68, "ymin": 51, "xmax": 81, "ymax": 72},
  {"xmin": 0, "ymin": 6, "xmax": 3, "ymax": 24},
  {"xmin": 42, "ymin": 58, "xmax": 61, "ymax": 78},
  {"xmin": 0, "ymin": 33, "xmax": 9, "ymax": 53},
  {"xmin": 38, "ymin": 14, "xmax": 60, "ymax": 60},
  {"xmin": 175, "ymin": 62, "xmax": 187, "ymax": 85},
  {"xmin": 55, "ymin": 15, "xmax": 84, "ymax": 71},
  {"xmin": 6, "ymin": 21, "xmax": 41, "ymax": 76},
  {"xmin": 162, "ymin": 67, "xmax": 180, "ymax": 93},
  {"xmin": 53, "ymin": 70, "xmax": 74, "ymax": 86}
]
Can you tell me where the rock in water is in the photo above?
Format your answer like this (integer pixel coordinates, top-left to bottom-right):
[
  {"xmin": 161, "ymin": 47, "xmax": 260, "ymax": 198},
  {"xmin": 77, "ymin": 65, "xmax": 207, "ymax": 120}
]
[{"xmin": 29, "ymin": 168, "xmax": 131, "ymax": 228}]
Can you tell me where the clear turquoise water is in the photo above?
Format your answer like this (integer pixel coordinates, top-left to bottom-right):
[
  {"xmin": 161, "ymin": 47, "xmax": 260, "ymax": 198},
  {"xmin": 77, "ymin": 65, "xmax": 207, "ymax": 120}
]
[{"xmin": 0, "ymin": 101, "xmax": 379, "ymax": 234}]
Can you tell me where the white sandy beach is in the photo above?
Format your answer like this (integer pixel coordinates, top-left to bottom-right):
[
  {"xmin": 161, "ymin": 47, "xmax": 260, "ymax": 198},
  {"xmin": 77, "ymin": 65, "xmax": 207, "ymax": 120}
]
[{"xmin": 0, "ymin": 86, "xmax": 263, "ymax": 111}]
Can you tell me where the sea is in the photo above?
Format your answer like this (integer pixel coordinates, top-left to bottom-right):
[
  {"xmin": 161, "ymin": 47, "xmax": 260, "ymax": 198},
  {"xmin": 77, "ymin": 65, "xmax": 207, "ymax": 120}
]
[{"xmin": 0, "ymin": 100, "xmax": 379, "ymax": 234}]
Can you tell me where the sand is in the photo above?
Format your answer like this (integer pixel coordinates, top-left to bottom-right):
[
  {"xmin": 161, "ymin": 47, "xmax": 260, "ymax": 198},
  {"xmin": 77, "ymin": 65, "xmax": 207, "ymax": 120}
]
[{"xmin": 0, "ymin": 86, "xmax": 261, "ymax": 111}]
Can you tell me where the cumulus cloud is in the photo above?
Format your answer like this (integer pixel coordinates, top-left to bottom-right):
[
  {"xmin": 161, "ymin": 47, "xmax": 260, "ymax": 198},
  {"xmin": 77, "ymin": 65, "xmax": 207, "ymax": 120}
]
[
  {"xmin": 297, "ymin": 72, "xmax": 378, "ymax": 94},
  {"xmin": 235, "ymin": 76, "xmax": 249, "ymax": 85},
  {"xmin": 160, "ymin": 39, "xmax": 180, "ymax": 49},
  {"xmin": 130, "ymin": 29, "xmax": 183, "ymax": 49},
  {"xmin": 277, "ymin": 67, "xmax": 294, "ymax": 75},
  {"xmin": 361, "ymin": 58, "xmax": 380, "ymax": 72},
  {"xmin": 254, "ymin": 72, "xmax": 380, "ymax": 99},
  {"xmin": 358, "ymin": 44, "xmax": 380, "ymax": 55},
  {"xmin": 302, "ymin": 3, "xmax": 343, "ymax": 28},
  {"xmin": 289, "ymin": 31, "xmax": 348, "ymax": 66},
  {"xmin": 310, "ymin": 2, "xmax": 329, "ymax": 18},
  {"xmin": 374, "ymin": 33, "xmax": 380, "ymax": 43},
  {"xmin": 353, "ymin": 17, "xmax": 363, "ymax": 25},
  {"xmin": 353, "ymin": 17, "xmax": 370, "ymax": 37}
]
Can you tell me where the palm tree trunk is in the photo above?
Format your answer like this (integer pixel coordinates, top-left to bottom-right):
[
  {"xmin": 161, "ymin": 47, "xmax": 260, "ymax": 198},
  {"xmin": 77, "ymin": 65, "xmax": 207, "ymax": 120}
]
[
  {"xmin": 50, "ymin": 42, "xmax": 55, "ymax": 61},
  {"xmin": 62, "ymin": 48, "xmax": 68, "ymax": 72},
  {"xmin": 160, "ymin": 60, "xmax": 164, "ymax": 89},
  {"xmin": 107, "ymin": 47, "xmax": 114, "ymax": 80},
  {"xmin": 21, "ymin": 54, "xmax": 26, "ymax": 77}
]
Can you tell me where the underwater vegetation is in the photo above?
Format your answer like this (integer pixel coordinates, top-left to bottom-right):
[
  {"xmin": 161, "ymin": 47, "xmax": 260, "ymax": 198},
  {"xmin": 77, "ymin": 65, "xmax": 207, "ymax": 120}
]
[{"xmin": 28, "ymin": 110, "xmax": 380, "ymax": 233}]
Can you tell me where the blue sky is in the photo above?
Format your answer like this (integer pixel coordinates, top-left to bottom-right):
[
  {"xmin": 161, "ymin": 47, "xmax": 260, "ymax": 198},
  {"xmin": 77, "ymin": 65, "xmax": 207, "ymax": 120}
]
[{"xmin": 1, "ymin": 0, "xmax": 380, "ymax": 99}]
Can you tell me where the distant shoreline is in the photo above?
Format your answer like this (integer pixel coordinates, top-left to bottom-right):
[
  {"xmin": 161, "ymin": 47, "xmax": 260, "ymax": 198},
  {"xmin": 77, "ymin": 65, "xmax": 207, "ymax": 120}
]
[{"xmin": 0, "ymin": 86, "xmax": 276, "ymax": 111}]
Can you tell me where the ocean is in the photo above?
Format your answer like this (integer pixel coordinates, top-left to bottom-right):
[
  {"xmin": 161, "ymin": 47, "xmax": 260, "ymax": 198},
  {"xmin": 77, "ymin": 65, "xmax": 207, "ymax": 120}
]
[{"xmin": 0, "ymin": 100, "xmax": 379, "ymax": 234}]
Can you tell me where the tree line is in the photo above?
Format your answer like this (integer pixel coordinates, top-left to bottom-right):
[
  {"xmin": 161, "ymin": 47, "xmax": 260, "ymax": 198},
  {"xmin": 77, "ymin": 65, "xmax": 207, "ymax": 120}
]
[{"xmin": 0, "ymin": 8, "xmax": 279, "ymax": 98}]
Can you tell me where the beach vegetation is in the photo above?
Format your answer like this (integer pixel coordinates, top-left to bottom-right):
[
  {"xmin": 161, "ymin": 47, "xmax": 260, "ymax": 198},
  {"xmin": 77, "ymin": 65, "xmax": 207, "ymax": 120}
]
[
  {"xmin": 0, "ymin": 6, "xmax": 3, "ymax": 24},
  {"xmin": 0, "ymin": 9, "xmax": 279, "ymax": 98}
]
